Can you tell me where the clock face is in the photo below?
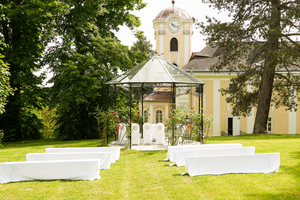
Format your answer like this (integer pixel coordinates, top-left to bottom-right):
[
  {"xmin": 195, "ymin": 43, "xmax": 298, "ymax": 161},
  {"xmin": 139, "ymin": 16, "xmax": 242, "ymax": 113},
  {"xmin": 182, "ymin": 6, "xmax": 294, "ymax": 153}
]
[{"xmin": 168, "ymin": 20, "xmax": 180, "ymax": 32}]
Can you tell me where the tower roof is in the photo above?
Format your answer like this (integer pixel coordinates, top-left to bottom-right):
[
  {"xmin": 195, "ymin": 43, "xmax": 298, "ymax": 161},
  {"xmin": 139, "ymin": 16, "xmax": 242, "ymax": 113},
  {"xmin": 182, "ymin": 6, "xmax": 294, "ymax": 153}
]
[{"xmin": 154, "ymin": 6, "xmax": 192, "ymax": 20}]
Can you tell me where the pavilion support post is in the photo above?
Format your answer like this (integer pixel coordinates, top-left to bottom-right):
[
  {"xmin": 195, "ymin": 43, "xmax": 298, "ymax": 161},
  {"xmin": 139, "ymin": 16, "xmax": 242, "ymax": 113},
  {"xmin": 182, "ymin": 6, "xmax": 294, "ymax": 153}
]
[
  {"xmin": 198, "ymin": 85, "xmax": 200, "ymax": 143},
  {"xmin": 106, "ymin": 85, "xmax": 110, "ymax": 146},
  {"xmin": 200, "ymin": 85, "xmax": 204, "ymax": 143},
  {"xmin": 172, "ymin": 83, "xmax": 176, "ymax": 146},
  {"xmin": 106, "ymin": 84, "xmax": 110, "ymax": 111},
  {"xmin": 141, "ymin": 84, "xmax": 144, "ymax": 138},
  {"xmin": 129, "ymin": 83, "xmax": 132, "ymax": 149},
  {"xmin": 172, "ymin": 83, "xmax": 176, "ymax": 110},
  {"xmin": 114, "ymin": 85, "xmax": 117, "ymax": 109}
]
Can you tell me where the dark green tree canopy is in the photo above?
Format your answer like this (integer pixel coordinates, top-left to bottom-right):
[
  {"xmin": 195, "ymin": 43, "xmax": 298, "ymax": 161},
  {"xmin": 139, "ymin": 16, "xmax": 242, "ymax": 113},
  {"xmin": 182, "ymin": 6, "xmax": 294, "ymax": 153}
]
[
  {"xmin": 45, "ymin": 0, "xmax": 148, "ymax": 140},
  {"xmin": 0, "ymin": 0, "xmax": 68, "ymax": 141}
]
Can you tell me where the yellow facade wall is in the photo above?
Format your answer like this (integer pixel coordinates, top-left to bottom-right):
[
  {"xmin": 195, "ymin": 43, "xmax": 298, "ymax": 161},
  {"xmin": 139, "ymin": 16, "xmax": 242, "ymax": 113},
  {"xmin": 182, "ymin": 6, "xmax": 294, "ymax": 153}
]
[
  {"xmin": 203, "ymin": 81, "xmax": 214, "ymax": 134},
  {"xmin": 220, "ymin": 81, "xmax": 229, "ymax": 134},
  {"xmin": 273, "ymin": 107, "xmax": 289, "ymax": 134}
]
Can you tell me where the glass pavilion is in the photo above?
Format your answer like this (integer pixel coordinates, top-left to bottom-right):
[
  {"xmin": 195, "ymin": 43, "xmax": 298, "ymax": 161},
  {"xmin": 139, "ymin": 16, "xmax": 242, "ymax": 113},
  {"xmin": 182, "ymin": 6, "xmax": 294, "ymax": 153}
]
[{"xmin": 106, "ymin": 54, "xmax": 205, "ymax": 147}]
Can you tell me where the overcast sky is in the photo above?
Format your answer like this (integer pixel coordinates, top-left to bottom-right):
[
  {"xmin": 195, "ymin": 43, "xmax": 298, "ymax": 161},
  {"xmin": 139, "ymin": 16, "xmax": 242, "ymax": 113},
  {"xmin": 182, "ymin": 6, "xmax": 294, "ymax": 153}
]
[{"xmin": 115, "ymin": 0, "xmax": 230, "ymax": 52}]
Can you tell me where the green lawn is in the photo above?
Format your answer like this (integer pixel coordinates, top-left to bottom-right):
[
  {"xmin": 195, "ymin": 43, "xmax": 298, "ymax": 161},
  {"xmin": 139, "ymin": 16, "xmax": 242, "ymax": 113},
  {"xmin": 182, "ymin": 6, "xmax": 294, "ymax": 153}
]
[{"xmin": 0, "ymin": 134, "xmax": 300, "ymax": 200}]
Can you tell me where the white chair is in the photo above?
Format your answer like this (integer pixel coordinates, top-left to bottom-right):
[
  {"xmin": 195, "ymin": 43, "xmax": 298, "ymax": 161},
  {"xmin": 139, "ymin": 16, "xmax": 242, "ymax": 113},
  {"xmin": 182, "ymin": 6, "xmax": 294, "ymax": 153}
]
[
  {"xmin": 143, "ymin": 123, "xmax": 152, "ymax": 145},
  {"xmin": 118, "ymin": 123, "xmax": 127, "ymax": 144},
  {"xmin": 156, "ymin": 123, "xmax": 165, "ymax": 145},
  {"xmin": 131, "ymin": 123, "xmax": 140, "ymax": 145},
  {"xmin": 178, "ymin": 125, "xmax": 187, "ymax": 144}
]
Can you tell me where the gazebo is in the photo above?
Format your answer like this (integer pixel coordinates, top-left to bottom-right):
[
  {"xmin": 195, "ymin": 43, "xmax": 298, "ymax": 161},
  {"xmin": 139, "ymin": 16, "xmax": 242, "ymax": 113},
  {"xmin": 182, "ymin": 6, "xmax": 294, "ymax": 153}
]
[{"xmin": 106, "ymin": 54, "xmax": 205, "ymax": 148}]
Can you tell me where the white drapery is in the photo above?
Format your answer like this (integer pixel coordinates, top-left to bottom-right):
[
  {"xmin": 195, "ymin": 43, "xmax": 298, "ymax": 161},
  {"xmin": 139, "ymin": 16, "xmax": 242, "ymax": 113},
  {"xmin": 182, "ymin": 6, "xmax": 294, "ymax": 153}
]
[
  {"xmin": 174, "ymin": 147, "xmax": 255, "ymax": 167},
  {"xmin": 26, "ymin": 152, "xmax": 112, "ymax": 170},
  {"xmin": 184, "ymin": 153, "xmax": 280, "ymax": 176},
  {"xmin": 166, "ymin": 144, "xmax": 243, "ymax": 162},
  {"xmin": 45, "ymin": 147, "xmax": 120, "ymax": 163},
  {"xmin": 0, "ymin": 160, "xmax": 101, "ymax": 184}
]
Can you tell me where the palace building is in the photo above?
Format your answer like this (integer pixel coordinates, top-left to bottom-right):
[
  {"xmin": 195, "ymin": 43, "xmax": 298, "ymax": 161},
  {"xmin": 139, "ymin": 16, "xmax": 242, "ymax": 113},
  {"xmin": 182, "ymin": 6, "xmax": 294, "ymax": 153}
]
[{"xmin": 142, "ymin": 1, "xmax": 299, "ymax": 136}]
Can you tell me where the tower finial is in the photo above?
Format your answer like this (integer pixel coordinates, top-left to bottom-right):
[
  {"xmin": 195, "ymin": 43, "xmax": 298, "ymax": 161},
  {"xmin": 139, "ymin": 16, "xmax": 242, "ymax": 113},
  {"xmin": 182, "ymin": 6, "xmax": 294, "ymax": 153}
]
[{"xmin": 172, "ymin": 0, "xmax": 175, "ymax": 7}]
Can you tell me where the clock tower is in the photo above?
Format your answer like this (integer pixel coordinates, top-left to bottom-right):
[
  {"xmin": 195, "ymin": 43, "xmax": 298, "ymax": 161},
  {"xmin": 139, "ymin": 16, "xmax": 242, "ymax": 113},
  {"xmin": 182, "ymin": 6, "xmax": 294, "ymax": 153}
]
[{"xmin": 153, "ymin": 0, "xmax": 193, "ymax": 68}]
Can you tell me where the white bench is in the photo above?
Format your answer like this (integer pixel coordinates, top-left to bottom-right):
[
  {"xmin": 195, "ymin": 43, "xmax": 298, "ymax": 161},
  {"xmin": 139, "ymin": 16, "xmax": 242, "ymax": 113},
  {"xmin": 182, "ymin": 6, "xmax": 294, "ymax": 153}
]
[
  {"xmin": 26, "ymin": 152, "xmax": 112, "ymax": 169},
  {"xmin": 184, "ymin": 153, "xmax": 280, "ymax": 176},
  {"xmin": 166, "ymin": 144, "xmax": 243, "ymax": 162},
  {"xmin": 0, "ymin": 160, "xmax": 100, "ymax": 184},
  {"xmin": 45, "ymin": 147, "xmax": 120, "ymax": 163},
  {"xmin": 174, "ymin": 147, "xmax": 255, "ymax": 167}
]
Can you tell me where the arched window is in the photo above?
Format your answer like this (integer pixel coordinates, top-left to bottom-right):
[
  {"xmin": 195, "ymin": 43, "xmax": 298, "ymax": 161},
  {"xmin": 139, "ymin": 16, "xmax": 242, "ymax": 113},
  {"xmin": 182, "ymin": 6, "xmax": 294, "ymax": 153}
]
[
  {"xmin": 170, "ymin": 38, "xmax": 178, "ymax": 51},
  {"xmin": 144, "ymin": 110, "xmax": 148, "ymax": 123},
  {"xmin": 156, "ymin": 110, "xmax": 163, "ymax": 123}
]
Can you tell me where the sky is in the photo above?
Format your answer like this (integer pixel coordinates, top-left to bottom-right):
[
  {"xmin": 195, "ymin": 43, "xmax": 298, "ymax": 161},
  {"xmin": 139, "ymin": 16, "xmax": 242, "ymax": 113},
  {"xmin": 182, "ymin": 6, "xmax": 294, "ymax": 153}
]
[{"xmin": 115, "ymin": 0, "xmax": 231, "ymax": 52}]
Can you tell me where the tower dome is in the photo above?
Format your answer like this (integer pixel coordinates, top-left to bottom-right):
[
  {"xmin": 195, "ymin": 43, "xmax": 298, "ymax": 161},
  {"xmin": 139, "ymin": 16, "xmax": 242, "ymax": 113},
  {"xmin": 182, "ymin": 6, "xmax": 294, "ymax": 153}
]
[{"xmin": 154, "ymin": 6, "xmax": 192, "ymax": 20}]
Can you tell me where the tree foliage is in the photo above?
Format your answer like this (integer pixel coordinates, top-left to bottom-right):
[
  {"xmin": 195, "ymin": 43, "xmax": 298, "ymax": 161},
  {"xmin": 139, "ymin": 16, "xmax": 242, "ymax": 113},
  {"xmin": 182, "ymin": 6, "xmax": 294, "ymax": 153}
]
[
  {"xmin": 199, "ymin": 0, "xmax": 300, "ymax": 133},
  {"xmin": 46, "ymin": 0, "xmax": 147, "ymax": 140},
  {"xmin": 0, "ymin": 1, "xmax": 68, "ymax": 141},
  {"xmin": 0, "ymin": 43, "xmax": 13, "ymax": 114},
  {"xmin": 130, "ymin": 30, "xmax": 154, "ymax": 61}
]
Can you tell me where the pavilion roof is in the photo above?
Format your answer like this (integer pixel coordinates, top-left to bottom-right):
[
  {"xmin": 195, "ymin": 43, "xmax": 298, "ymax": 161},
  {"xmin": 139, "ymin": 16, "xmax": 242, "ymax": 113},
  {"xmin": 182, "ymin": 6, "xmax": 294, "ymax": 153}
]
[{"xmin": 106, "ymin": 54, "xmax": 204, "ymax": 87}]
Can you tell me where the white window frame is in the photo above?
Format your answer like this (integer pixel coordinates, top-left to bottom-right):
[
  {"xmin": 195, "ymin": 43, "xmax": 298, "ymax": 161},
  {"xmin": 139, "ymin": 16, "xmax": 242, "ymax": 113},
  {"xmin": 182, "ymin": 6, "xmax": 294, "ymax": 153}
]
[
  {"xmin": 156, "ymin": 110, "xmax": 163, "ymax": 123},
  {"xmin": 267, "ymin": 117, "xmax": 273, "ymax": 132}
]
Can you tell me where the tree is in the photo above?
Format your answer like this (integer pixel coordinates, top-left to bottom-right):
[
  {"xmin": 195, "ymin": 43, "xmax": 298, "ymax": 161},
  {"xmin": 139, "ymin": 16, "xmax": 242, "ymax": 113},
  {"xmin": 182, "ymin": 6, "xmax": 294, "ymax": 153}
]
[
  {"xmin": 46, "ymin": 0, "xmax": 147, "ymax": 140},
  {"xmin": 199, "ymin": 0, "xmax": 300, "ymax": 133},
  {"xmin": 0, "ymin": 45, "xmax": 13, "ymax": 114},
  {"xmin": 130, "ymin": 30, "xmax": 154, "ymax": 61},
  {"xmin": 0, "ymin": 1, "xmax": 68, "ymax": 141}
]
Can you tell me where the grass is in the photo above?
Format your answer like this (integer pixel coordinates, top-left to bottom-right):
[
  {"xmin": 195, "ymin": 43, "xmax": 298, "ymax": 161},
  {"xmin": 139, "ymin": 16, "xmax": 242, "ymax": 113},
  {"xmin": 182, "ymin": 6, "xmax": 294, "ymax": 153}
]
[{"xmin": 0, "ymin": 134, "xmax": 300, "ymax": 199}]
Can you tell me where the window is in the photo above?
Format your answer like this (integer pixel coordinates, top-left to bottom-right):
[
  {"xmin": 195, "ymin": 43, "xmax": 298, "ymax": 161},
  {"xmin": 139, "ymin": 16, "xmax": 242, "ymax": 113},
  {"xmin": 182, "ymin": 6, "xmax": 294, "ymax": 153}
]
[
  {"xmin": 156, "ymin": 110, "xmax": 163, "ymax": 123},
  {"xmin": 170, "ymin": 38, "xmax": 178, "ymax": 51},
  {"xmin": 144, "ymin": 110, "xmax": 148, "ymax": 123},
  {"xmin": 267, "ymin": 117, "xmax": 272, "ymax": 132}
]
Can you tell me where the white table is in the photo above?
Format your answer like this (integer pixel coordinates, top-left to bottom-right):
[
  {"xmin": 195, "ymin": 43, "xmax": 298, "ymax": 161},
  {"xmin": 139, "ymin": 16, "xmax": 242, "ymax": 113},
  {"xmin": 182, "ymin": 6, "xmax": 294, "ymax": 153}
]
[
  {"xmin": 174, "ymin": 147, "xmax": 255, "ymax": 167},
  {"xmin": 45, "ymin": 147, "xmax": 120, "ymax": 163},
  {"xmin": 184, "ymin": 153, "xmax": 280, "ymax": 176},
  {"xmin": 0, "ymin": 160, "xmax": 101, "ymax": 184},
  {"xmin": 166, "ymin": 144, "xmax": 243, "ymax": 162},
  {"xmin": 26, "ymin": 152, "xmax": 112, "ymax": 169}
]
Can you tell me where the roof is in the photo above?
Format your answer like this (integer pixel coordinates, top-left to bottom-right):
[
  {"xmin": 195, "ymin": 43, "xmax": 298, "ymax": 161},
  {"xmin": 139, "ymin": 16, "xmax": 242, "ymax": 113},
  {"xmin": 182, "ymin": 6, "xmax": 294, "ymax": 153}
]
[
  {"xmin": 183, "ymin": 42, "xmax": 300, "ymax": 73},
  {"xmin": 141, "ymin": 92, "xmax": 173, "ymax": 102},
  {"xmin": 182, "ymin": 43, "xmax": 261, "ymax": 72},
  {"xmin": 107, "ymin": 54, "xmax": 204, "ymax": 87},
  {"xmin": 154, "ymin": 6, "xmax": 192, "ymax": 20}
]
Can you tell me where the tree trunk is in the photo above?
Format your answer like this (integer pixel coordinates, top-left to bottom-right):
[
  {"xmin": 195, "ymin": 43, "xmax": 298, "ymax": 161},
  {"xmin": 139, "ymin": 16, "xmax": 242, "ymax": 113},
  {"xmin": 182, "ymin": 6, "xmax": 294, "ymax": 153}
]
[{"xmin": 253, "ymin": 0, "xmax": 280, "ymax": 134}]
